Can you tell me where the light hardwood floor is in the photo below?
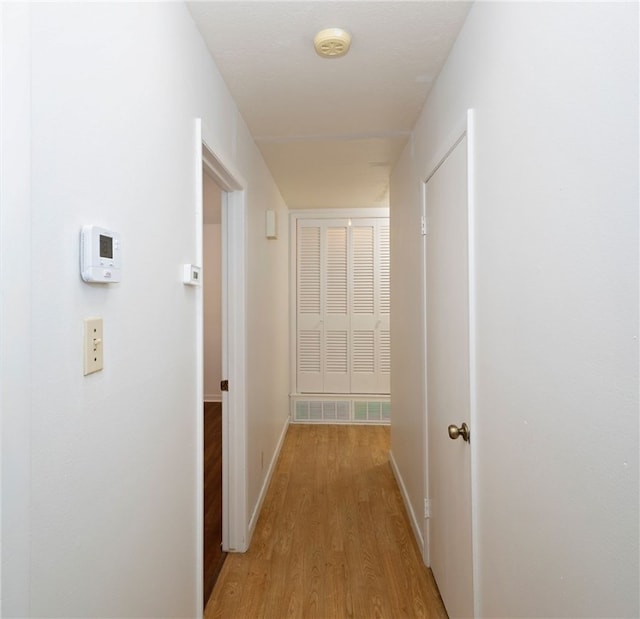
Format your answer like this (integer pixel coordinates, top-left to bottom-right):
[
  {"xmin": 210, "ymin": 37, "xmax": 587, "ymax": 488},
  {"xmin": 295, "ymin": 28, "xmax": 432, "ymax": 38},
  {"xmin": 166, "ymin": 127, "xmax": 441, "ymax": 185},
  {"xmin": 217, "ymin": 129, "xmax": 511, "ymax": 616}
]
[{"xmin": 205, "ymin": 424, "xmax": 448, "ymax": 619}]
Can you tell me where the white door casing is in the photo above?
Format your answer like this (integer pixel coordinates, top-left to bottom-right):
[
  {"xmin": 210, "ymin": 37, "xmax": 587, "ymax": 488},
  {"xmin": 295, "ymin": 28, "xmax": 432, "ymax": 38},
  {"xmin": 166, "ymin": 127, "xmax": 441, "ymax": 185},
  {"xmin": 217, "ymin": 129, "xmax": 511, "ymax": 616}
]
[
  {"xmin": 424, "ymin": 111, "xmax": 478, "ymax": 619},
  {"xmin": 195, "ymin": 118, "xmax": 248, "ymax": 614}
]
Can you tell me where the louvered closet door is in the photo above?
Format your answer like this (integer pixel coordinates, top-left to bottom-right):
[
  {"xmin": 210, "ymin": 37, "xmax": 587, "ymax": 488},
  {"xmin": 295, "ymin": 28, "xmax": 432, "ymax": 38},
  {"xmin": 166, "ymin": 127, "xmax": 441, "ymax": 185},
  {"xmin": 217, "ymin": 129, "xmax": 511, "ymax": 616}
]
[
  {"xmin": 297, "ymin": 221, "xmax": 350, "ymax": 393},
  {"xmin": 324, "ymin": 226, "xmax": 350, "ymax": 392},
  {"xmin": 350, "ymin": 220, "xmax": 390, "ymax": 394},
  {"xmin": 297, "ymin": 224, "xmax": 323, "ymax": 392},
  {"xmin": 377, "ymin": 222, "xmax": 391, "ymax": 393},
  {"xmin": 297, "ymin": 217, "xmax": 389, "ymax": 395}
]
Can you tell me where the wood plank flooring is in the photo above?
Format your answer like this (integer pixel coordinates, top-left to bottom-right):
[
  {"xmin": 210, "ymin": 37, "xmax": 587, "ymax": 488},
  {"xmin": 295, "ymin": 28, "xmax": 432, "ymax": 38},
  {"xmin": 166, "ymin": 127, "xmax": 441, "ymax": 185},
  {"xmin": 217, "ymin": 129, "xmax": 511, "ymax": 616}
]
[
  {"xmin": 204, "ymin": 402, "xmax": 226, "ymax": 607},
  {"xmin": 205, "ymin": 424, "xmax": 447, "ymax": 619}
]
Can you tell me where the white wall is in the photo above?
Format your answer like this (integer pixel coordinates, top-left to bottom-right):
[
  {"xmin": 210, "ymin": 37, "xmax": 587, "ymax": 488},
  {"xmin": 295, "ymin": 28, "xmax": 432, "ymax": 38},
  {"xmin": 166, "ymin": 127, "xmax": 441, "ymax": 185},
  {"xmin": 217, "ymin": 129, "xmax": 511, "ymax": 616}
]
[
  {"xmin": 0, "ymin": 4, "xmax": 33, "ymax": 615},
  {"xmin": 1, "ymin": 2, "xmax": 289, "ymax": 617},
  {"xmin": 243, "ymin": 162, "xmax": 291, "ymax": 525},
  {"xmin": 390, "ymin": 2, "xmax": 639, "ymax": 618}
]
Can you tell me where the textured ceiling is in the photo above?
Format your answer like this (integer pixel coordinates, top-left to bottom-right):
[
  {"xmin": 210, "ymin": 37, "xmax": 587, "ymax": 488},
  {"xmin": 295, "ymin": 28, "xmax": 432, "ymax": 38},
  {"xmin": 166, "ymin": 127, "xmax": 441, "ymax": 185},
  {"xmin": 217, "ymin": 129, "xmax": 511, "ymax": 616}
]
[{"xmin": 188, "ymin": 1, "xmax": 472, "ymax": 209}]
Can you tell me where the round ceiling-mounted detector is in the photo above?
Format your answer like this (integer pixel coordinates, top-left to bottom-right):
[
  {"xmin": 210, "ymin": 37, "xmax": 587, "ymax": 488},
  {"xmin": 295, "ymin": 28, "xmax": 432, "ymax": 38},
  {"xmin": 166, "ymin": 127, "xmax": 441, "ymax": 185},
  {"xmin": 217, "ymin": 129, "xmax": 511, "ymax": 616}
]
[{"xmin": 314, "ymin": 28, "xmax": 352, "ymax": 58}]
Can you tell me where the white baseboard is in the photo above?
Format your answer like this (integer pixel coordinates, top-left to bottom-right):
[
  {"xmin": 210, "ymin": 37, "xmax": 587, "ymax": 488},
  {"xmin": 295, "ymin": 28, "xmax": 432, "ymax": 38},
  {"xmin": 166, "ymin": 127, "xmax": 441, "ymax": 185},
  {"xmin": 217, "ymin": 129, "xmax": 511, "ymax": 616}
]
[
  {"xmin": 246, "ymin": 415, "xmax": 290, "ymax": 545},
  {"xmin": 389, "ymin": 449, "xmax": 425, "ymax": 555},
  {"xmin": 204, "ymin": 394, "xmax": 222, "ymax": 403}
]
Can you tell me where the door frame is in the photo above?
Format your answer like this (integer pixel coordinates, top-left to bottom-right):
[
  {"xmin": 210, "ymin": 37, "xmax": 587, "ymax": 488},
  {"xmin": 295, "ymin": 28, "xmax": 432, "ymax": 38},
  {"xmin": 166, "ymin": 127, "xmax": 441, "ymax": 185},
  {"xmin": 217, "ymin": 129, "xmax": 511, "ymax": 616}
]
[
  {"xmin": 194, "ymin": 119, "xmax": 248, "ymax": 609},
  {"xmin": 421, "ymin": 109, "xmax": 479, "ymax": 616}
]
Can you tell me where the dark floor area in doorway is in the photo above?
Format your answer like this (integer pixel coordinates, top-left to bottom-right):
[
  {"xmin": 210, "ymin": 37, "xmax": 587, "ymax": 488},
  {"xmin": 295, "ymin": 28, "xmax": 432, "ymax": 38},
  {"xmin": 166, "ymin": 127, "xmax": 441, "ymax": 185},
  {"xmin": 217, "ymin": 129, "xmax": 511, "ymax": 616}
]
[{"xmin": 204, "ymin": 401, "xmax": 226, "ymax": 607}]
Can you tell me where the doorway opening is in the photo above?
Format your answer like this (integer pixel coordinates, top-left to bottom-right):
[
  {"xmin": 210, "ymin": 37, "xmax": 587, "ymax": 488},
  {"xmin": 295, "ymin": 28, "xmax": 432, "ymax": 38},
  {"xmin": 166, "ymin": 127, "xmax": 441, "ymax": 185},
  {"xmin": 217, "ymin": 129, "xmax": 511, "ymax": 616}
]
[
  {"xmin": 195, "ymin": 119, "xmax": 248, "ymax": 612},
  {"xmin": 202, "ymin": 170, "xmax": 225, "ymax": 603}
]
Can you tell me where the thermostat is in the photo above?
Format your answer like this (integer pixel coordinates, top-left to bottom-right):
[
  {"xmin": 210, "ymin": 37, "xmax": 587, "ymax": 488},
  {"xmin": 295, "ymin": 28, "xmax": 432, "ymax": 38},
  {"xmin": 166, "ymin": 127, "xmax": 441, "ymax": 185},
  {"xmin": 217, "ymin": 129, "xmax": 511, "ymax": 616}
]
[{"xmin": 80, "ymin": 225, "xmax": 121, "ymax": 283}]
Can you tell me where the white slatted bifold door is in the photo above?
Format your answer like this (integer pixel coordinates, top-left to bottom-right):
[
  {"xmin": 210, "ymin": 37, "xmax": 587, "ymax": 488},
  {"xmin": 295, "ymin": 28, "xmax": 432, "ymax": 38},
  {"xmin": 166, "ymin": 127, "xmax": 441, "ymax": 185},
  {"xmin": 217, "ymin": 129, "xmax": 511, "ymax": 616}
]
[
  {"xmin": 351, "ymin": 220, "xmax": 390, "ymax": 394},
  {"xmin": 297, "ymin": 224, "xmax": 323, "ymax": 392},
  {"xmin": 296, "ymin": 218, "xmax": 390, "ymax": 395},
  {"xmin": 379, "ymin": 222, "xmax": 391, "ymax": 392},
  {"xmin": 325, "ymin": 226, "xmax": 350, "ymax": 392}
]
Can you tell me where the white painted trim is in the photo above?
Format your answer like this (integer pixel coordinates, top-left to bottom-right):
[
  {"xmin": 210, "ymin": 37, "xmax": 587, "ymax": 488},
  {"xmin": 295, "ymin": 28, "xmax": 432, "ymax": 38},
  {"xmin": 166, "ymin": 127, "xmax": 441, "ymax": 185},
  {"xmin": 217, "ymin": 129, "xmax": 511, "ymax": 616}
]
[
  {"xmin": 421, "ymin": 108, "xmax": 479, "ymax": 615},
  {"xmin": 197, "ymin": 120, "xmax": 248, "ymax": 563},
  {"xmin": 423, "ymin": 115, "xmax": 469, "ymax": 185},
  {"xmin": 193, "ymin": 121, "xmax": 205, "ymax": 615},
  {"xmin": 420, "ymin": 178, "xmax": 431, "ymax": 568},
  {"xmin": 289, "ymin": 207, "xmax": 389, "ymax": 218},
  {"xmin": 219, "ymin": 190, "xmax": 232, "ymax": 553},
  {"xmin": 247, "ymin": 416, "xmax": 290, "ymax": 542},
  {"xmin": 289, "ymin": 393, "xmax": 391, "ymax": 401},
  {"xmin": 203, "ymin": 395, "xmax": 223, "ymax": 403},
  {"xmin": 389, "ymin": 450, "xmax": 424, "ymax": 554},
  {"xmin": 288, "ymin": 211, "xmax": 297, "ymax": 397},
  {"xmin": 466, "ymin": 108, "xmax": 481, "ymax": 619},
  {"xmin": 201, "ymin": 124, "xmax": 245, "ymax": 192}
]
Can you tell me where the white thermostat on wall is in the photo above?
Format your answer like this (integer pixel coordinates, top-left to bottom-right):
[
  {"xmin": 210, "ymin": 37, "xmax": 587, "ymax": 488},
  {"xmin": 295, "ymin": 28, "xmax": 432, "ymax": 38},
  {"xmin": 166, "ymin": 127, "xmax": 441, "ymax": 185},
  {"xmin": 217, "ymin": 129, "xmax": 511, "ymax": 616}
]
[{"xmin": 80, "ymin": 225, "xmax": 121, "ymax": 283}]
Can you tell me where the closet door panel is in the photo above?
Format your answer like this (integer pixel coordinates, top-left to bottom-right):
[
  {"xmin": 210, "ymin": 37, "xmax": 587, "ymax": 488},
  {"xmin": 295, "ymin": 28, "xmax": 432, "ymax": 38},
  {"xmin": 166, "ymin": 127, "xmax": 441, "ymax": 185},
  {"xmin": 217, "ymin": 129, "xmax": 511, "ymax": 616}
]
[
  {"xmin": 297, "ymin": 223, "xmax": 323, "ymax": 392},
  {"xmin": 324, "ymin": 226, "xmax": 350, "ymax": 393},
  {"xmin": 351, "ymin": 222, "xmax": 378, "ymax": 393},
  {"xmin": 376, "ymin": 222, "xmax": 391, "ymax": 393}
]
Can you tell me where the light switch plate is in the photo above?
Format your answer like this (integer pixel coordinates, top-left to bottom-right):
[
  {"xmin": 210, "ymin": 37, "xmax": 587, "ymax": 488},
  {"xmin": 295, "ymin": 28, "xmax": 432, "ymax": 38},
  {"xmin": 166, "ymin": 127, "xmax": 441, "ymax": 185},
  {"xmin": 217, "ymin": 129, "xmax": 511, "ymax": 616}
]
[{"xmin": 84, "ymin": 318, "xmax": 103, "ymax": 375}]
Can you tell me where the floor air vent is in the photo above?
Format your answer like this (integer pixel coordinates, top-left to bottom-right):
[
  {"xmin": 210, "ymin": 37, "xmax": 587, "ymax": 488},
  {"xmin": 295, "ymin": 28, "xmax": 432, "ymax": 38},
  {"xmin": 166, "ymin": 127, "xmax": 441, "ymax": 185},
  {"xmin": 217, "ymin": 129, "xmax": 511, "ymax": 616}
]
[
  {"xmin": 293, "ymin": 398, "xmax": 390, "ymax": 424},
  {"xmin": 354, "ymin": 400, "xmax": 391, "ymax": 422},
  {"xmin": 295, "ymin": 400, "xmax": 350, "ymax": 422}
]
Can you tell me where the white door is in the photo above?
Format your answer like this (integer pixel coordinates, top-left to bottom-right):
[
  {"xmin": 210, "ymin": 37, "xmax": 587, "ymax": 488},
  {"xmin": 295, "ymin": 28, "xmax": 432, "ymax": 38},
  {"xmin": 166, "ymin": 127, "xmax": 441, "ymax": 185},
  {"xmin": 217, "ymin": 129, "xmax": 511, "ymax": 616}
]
[
  {"xmin": 425, "ymin": 135, "xmax": 474, "ymax": 618},
  {"xmin": 350, "ymin": 219, "xmax": 390, "ymax": 394},
  {"xmin": 297, "ymin": 220, "xmax": 350, "ymax": 394},
  {"xmin": 296, "ymin": 218, "xmax": 390, "ymax": 395}
]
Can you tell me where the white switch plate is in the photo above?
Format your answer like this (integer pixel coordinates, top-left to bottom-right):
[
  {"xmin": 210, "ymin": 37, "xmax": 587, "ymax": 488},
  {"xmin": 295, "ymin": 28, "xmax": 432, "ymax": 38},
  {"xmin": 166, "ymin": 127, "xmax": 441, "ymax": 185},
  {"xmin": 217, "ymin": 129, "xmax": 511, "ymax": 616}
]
[
  {"xmin": 84, "ymin": 318, "xmax": 103, "ymax": 375},
  {"xmin": 183, "ymin": 264, "xmax": 201, "ymax": 286}
]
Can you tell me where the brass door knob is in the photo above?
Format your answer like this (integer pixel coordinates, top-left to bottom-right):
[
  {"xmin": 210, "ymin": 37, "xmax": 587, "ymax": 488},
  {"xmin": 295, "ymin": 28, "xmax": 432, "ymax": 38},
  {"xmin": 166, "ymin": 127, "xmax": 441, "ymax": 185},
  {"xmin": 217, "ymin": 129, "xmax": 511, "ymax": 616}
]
[{"xmin": 448, "ymin": 422, "xmax": 470, "ymax": 443}]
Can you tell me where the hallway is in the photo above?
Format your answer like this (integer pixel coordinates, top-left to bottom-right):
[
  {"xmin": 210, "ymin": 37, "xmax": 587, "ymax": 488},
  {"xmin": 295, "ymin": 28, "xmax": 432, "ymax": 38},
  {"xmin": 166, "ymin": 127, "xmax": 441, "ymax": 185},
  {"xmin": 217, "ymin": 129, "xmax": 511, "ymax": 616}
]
[
  {"xmin": 205, "ymin": 425, "xmax": 447, "ymax": 618},
  {"xmin": 1, "ymin": 3, "xmax": 636, "ymax": 617}
]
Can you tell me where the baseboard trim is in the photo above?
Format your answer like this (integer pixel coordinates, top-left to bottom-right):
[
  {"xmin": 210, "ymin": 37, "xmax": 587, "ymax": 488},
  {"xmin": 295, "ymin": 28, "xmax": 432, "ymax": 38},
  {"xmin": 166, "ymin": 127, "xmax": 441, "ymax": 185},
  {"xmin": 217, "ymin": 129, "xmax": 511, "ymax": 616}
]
[
  {"xmin": 246, "ymin": 415, "xmax": 290, "ymax": 545},
  {"xmin": 204, "ymin": 394, "xmax": 222, "ymax": 403},
  {"xmin": 389, "ymin": 449, "xmax": 424, "ymax": 555}
]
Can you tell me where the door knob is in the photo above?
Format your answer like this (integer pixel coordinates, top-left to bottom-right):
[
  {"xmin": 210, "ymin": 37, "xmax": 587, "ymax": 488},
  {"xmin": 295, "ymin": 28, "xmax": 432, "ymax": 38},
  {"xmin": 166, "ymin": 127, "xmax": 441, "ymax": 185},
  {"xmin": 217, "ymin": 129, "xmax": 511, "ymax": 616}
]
[{"xmin": 448, "ymin": 422, "xmax": 470, "ymax": 443}]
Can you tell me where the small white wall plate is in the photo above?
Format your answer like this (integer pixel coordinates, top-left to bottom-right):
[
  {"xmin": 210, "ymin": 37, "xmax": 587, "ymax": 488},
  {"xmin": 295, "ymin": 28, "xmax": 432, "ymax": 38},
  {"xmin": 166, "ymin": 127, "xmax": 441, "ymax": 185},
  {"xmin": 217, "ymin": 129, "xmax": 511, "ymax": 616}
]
[
  {"xmin": 266, "ymin": 210, "xmax": 277, "ymax": 239},
  {"xmin": 183, "ymin": 264, "xmax": 202, "ymax": 286}
]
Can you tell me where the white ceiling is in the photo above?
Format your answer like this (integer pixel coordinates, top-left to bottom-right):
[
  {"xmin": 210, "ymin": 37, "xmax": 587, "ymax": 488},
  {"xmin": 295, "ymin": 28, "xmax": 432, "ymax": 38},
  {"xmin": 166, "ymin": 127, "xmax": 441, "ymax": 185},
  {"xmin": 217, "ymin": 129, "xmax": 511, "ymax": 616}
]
[{"xmin": 188, "ymin": 1, "xmax": 472, "ymax": 209}]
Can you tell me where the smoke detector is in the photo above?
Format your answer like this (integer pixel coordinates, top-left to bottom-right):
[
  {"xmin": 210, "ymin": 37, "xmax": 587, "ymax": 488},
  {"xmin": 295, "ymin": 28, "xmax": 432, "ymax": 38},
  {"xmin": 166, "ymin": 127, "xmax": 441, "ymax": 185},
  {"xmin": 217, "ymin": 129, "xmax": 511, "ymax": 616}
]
[{"xmin": 314, "ymin": 28, "xmax": 352, "ymax": 58}]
